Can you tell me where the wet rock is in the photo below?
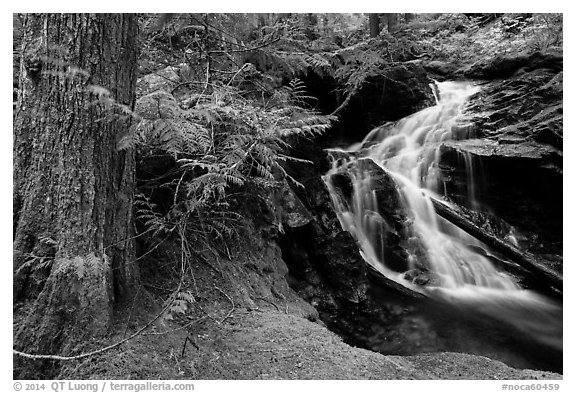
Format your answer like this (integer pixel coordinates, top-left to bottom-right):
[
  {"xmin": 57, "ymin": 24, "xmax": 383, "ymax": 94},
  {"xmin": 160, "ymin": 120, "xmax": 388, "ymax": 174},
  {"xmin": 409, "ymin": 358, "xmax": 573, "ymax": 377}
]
[
  {"xmin": 431, "ymin": 62, "xmax": 562, "ymax": 258},
  {"xmin": 404, "ymin": 269, "xmax": 440, "ymax": 287},
  {"xmin": 423, "ymin": 60, "xmax": 459, "ymax": 78},
  {"xmin": 316, "ymin": 231, "xmax": 370, "ymax": 301},
  {"xmin": 439, "ymin": 140, "xmax": 562, "ymax": 263},
  {"xmin": 437, "ymin": 66, "xmax": 563, "ymax": 262},
  {"xmin": 281, "ymin": 220, "xmax": 370, "ymax": 307},
  {"xmin": 337, "ymin": 62, "xmax": 435, "ymax": 141},
  {"xmin": 274, "ymin": 180, "xmax": 313, "ymax": 229},
  {"xmin": 359, "ymin": 122, "xmax": 397, "ymax": 148},
  {"xmin": 277, "ymin": 141, "xmax": 431, "ymax": 355},
  {"xmin": 345, "ymin": 158, "xmax": 430, "ymax": 273},
  {"xmin": 461, "ymin": 68, "xmax": 562, "ymax": 166},
  {"xmin": 441, "ymin": 139, "xmax": 561, "ymax": 162}
]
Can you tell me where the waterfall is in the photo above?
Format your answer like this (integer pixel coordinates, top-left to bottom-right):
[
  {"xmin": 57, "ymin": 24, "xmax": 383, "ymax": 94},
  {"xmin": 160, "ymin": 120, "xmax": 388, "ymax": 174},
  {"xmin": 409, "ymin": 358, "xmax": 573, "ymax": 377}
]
[{"xmin": 324, "ymin": 81, "xmax": 561, "ymax": 349}]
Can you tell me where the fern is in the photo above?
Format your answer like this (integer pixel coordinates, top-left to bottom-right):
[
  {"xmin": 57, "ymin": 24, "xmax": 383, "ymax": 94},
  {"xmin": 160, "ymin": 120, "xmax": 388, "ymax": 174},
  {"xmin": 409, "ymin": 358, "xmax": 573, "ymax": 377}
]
[
  {"xmin": 135, "ymin": 193, "xmax": 176, "ymax": 237},
  {"xmin": 284, "ymin": 78, "xmax": 318, "ymax": 108},
  {"xmin": 164, "ymin": 290, "xmax": 196, "ymax": 321},
  {"xmin": 128, "ymin": 63, "xmax": 333, "ymax": 263},
  {"xmin": 52, "ymin": 253, "xmax": 108, "ymax": 280},
  {"xmin": 330, "ymin": 35, "xmax": 429, "ymax": 111},
  {"xmin": 306, "ymin": 53, "xmax": 332, "ymax": 76},
  {"xmin": 118, "ymin": 91, "xmax": 212, "ymax": 156}
]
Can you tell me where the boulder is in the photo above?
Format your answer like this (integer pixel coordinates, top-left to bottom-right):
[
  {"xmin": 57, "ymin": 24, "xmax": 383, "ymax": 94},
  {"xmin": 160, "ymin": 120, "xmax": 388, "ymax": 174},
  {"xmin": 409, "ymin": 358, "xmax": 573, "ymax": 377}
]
[
  {"xmin": 438, "ymin": 140, "xmax": 562, "ymax": 267},
  {"xmin": 334, "ymin": 62, "xmax": 436, "ymax": 142},
  {"xmin": 437, "ymin": 65, "xmax": 563, "ymax": 263},
  {"xmin": 356, "ymin": 62, "xmax": 434, "ymax": 127},
  {"xmin": 465, "ymin": 69, "xmax": 562, "ymax": 151},
  {"xmin": 275, "ymin": 180, "xmax": 313, "ymax": 229}
]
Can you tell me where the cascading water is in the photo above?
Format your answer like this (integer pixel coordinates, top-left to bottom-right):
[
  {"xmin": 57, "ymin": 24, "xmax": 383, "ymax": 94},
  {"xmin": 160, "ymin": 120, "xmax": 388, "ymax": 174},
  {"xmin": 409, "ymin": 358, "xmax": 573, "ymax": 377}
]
[{"xmin": 324, "ymin": 81, "xmax": 562, "ymax": 356}]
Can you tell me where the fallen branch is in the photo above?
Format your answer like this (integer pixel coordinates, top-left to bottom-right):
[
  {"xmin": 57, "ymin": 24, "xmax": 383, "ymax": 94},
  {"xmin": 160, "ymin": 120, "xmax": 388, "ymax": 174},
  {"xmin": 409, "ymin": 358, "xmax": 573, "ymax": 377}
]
[
  {"xmin": 13, "ymin": 283, "xmax": 180, "ymax": 361},
  {"xmin": 429, "ymin": 197, "xmax": 563, "ymax": 292},
  {"xmin": 227, "ymin": 63, "xmax": 250, "ymax": 86},
  {"xmin": 365, "ymin": 263, "xmax": 426, "ymax": 299}
]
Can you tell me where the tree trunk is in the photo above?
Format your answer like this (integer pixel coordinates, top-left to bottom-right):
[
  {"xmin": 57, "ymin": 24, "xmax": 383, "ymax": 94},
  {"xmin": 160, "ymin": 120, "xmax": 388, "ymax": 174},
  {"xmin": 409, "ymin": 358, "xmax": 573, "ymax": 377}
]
[
  {"xmin": 369, "ymin": 13, "xmax": 380, "ymax": 38},
  {"xmin": 321, "ymin": 14, "xmax": 330, "ymax": 34},
  {"xmin": 13, "ymin": 13, "xmax": 138, "ymax": 378},
  {"xmin": 386, "ymin": 13, "xmax": 399, "ymax": 32},
  {"xmin": 257, "ymin": 13, "xmax": 268, "ymax": 39}
]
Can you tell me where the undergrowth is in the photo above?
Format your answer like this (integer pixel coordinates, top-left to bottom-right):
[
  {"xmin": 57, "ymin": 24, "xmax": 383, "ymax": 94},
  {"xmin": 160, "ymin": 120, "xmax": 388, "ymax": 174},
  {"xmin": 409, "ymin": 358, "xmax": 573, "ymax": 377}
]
[
  {"xmin": 125, "ymin": 79, "xmax": 334, "ymax": 271},
  {"xmin": 412, "ymin": 13, "xmax": 563, "ymax": 65}
]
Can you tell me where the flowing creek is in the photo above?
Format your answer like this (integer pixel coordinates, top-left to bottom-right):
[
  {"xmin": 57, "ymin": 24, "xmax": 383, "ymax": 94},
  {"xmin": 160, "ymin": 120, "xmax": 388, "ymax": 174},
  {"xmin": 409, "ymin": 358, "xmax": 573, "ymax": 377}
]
[{"xmin": 323, "ymin": 81, "xmax": 562, "ymax": 372}]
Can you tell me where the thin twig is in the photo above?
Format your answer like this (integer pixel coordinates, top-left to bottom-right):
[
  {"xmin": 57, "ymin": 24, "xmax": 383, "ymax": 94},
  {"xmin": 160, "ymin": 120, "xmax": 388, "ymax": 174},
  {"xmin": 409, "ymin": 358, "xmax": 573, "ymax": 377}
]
[
  {"xmin": 181, "ymin": 336, "xmax": 190, "ymax": 357},
  {"xmin": 208, "ymin": 38, "xmax": 280, "ymax": 55},
  {"xmin": 255, "ymin": 296, "xmax": 280, "ymax": 311},
  {"xmin": 170, "ymin": 80, "xmax": 225, "ymax": 95},
  {"xmin": 143, "ymin": 316, "xmax": 206, "ymax": 336},
  {"xmin": 197, "ymin": 34, "xmax": 246, "ymax": 49},
  {"xmin": 203, "ymin": 56, "xmax": 211, "ymax": 93},
  {"xmin": 226, "ymin": 63, "xmax": 249, "ymax": 87},
  {"xmin": 329, "ymin": 94, "xmax": 352, "ymax": 116},
  {"xmin": 226, "ymin": 64, "xmax": 246, "ymax": 86},
  {"xmin": 228, "ymin": 140, "xmax": 259, "ymax": 171},
  {"xmin": 214, "ymin": 285, "xmax": 235, "ymax": 324},
  {"xmin": 123, "ymin": 284, "xmax": 142, "ymax": 338},
  {"xmin": 134, "ymin": 238, "xmax": 167, "ymax": 263},
  {"xmin": 142, "ymin": 282, "xmax": 174, "ymax": 293},
  {"xmin": 195, "ymin": 304, "xmax": 222, "ymax": 324},
  {"xmin": 211, "ymin": 68, "xmax": 241, "ymax": 74},
  {"xmin": 104, "ymin": 227, "xmax": 154, "ymax": 251},
  {"xmin": 173, "ymin": 170, "xmax": 187, "ymax": 206}
]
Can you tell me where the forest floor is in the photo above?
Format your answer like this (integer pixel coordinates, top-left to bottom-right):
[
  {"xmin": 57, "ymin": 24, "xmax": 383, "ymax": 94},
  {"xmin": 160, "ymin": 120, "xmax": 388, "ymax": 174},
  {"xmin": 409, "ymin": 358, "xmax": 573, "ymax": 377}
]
[{"xmin": 59, "ymin": 292, "xmax": 561, "ymax": 380}]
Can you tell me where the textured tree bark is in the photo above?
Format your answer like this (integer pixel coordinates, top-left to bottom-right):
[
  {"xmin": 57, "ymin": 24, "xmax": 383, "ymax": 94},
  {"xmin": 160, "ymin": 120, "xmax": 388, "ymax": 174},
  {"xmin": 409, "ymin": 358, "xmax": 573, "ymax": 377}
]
[
  {"xmin": 369, "ymin": 14, "xmax": 381, "ymax": 38},
  {"xmin": 13, "ymin": 13, "xmax": 138, "ymax": 378}
]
